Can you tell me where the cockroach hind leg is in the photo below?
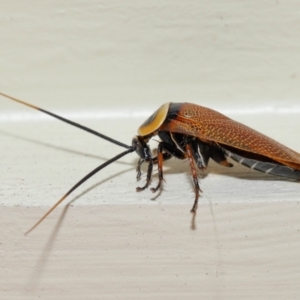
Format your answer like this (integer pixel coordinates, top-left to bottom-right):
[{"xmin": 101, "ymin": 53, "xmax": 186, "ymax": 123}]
[
  {"xmin": 190, "ymin": 211, "xmax": 197, "ymax": 230},
  {"xmin": 190, "ymin": 194, "xmax": 198, "ymax": 230},
  {"xmin": 190, "ymin": 191, "xmax": 199, "ymax": 212},
  {"xmin": 190, "ymin": 203, "xmax": 198, "ymax": 213},
  {"xmin": 190, "ymin": 186, "xmax": 200, "ymax": 213}
]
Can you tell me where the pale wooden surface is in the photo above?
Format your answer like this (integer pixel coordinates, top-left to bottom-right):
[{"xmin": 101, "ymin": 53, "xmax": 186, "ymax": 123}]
[{"xmin": 2, "ymin": 203, "xmax": 300, "ymax": 300}]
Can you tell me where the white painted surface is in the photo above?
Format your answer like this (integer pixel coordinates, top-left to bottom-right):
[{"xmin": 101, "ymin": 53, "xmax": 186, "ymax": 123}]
[{"xmin": 1, "ymin": 1, "xmax": 300, "ymax": 299}]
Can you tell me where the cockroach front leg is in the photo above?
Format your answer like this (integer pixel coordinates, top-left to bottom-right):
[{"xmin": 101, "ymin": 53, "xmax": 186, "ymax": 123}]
[
  {"xmin": 136, "ymin": 159, "xmax": 153, "ymax": 191},
  {"xmin": 136, "ymin": 158, "xmax": 144, "ymax": 180},
  {"xmin": 136, "ymin": 153, "xmax": 172, "ymax": 182}
]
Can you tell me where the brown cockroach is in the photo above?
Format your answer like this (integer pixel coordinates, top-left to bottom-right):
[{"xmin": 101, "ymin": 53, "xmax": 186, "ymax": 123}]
[{"xmin": 1, "ymin": 92, "xmax": 300, "ymax": 234}]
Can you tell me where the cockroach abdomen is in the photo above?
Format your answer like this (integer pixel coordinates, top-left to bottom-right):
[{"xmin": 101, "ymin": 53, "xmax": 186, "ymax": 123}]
[{"xmin": 225, "ymin": 149, "xmax": 300, "ymax": 180}]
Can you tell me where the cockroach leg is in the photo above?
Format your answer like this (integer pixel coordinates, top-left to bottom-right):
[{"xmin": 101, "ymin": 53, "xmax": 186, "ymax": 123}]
[
  {"xmin": 191, "ymin": 139, "xmax": 210, "ymax": 169},
  {"xmin": 136, "ymin": 158, "xmax": 144, "ymax": 180},
  {"xmin": 150, "ymin": 143, "xmax": 186, "ymax": 193},
  {"xmin": 136, "ymin": 159, "xmax": 153, "ymax": 191},
  {"xmin": 186, "ymin": 143, "xmax": 201, "ymax": 213},
  {"xmin": 150, "ymin": 148, "xmax": 164, "ymax": 193},
  {"xmin": 136, "ymin": 152, "xmax": 172, "ymax": 187}
]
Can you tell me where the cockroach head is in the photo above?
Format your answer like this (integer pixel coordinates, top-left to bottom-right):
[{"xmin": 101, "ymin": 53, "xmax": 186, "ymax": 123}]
[{"xmin": 132, "ymin": 135, "xmax": 152, "ymax": 161}]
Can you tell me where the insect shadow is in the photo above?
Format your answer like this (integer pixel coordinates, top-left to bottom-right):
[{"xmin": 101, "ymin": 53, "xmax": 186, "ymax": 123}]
[{"xmin": 26, "ymin": 166, "xmax": 133, "ymax": 290}]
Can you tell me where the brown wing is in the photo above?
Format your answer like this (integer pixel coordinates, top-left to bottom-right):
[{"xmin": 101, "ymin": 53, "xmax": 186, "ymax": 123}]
[{"xmin": 160, "ymin": 103, "xmax": 300, "ymax": 170}]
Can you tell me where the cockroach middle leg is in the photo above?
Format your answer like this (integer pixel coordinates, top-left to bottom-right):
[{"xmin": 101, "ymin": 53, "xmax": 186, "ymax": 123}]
[{"xmin": 150, "ymin": 142, "xmax": 185, "ymax": 193}]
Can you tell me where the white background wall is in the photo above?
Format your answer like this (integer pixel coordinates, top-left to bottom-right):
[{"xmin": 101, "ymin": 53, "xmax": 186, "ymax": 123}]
[{"xmin": 1, "ymin": 1, "xmax": 300, "ymax": 109}]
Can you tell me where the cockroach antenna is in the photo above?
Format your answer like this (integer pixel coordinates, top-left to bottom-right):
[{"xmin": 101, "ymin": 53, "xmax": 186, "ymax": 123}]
[
  {"xmin": 25, "ymin": 149, "xmax": 134, "ymax": 235},
  {"xmin": 0, "ymin": 92, "xmax": 136, "ymax": 234},
  {"xmin": 0, "ymin": 92, "xmax": 132, "ymax": 149}
]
